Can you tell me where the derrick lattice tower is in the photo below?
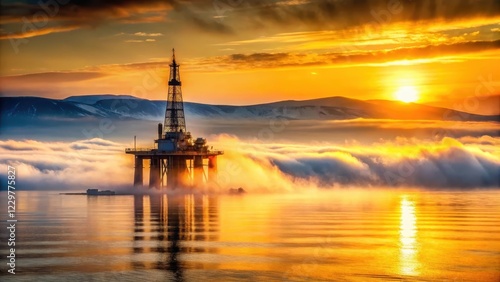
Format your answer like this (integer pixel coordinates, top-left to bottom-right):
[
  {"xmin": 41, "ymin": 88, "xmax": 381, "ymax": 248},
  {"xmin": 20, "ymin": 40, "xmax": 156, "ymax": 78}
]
[{"xmin": 164, "ymin": 49, "xmax": 187, "ymax": 135}]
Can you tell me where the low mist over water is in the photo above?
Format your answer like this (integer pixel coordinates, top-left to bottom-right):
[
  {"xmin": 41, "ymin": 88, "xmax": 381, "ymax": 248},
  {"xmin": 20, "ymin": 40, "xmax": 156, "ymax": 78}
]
[{"xmin": 1, "ymin": 132, "xmax": 499, "ymax": 191}]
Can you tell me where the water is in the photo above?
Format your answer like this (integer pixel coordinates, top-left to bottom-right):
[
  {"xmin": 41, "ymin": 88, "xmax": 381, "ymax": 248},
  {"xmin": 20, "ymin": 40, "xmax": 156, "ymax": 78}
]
[{"xmin": 1, "ymin": 190, "xmax": 499, "ymax": 281}]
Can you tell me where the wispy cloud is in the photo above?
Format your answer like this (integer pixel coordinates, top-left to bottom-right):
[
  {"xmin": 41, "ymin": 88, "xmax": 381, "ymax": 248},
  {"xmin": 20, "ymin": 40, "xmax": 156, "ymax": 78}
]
[
  {"xmin": 114, "ymin": 31, "xmax": 162, "ymax": 43},
  {"xmin": 133, "ymin": 32, "xmax": 163, "ymax": 37},
  {"xmin": 124, "ymin": 39, "xmax": 156, "ymax": 43},
  {"xmin": 0, "ymin": 24, "xmax": 82, "ymax": 40}
]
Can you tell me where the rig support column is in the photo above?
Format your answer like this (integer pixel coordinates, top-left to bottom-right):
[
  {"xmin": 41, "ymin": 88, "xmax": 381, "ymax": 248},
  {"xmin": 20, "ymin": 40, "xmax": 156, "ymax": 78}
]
[
  {"xmin": 134, "ymin": 156, "xmax": 143, "ymax": 186},
  {"xmin": 193, "ymin": 156, "xmax": 203, "ymax": 186},
  {"xmin": 167, "ymin": 156, "xmax": 179, "ymax": 189},
  {"xmin": 167, "ymin": 157, "xmax": 189, "ymax": 189},
  {"xmin": 149, "ymin": 157, "xmax": 160, "ymax": 188}
]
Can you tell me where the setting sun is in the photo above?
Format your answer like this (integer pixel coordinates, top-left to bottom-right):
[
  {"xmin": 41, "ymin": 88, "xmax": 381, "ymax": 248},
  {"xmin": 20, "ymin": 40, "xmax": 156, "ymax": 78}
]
[{"xmin": 395, "ymin": 86, "xmax": 419, "ymax": 103}]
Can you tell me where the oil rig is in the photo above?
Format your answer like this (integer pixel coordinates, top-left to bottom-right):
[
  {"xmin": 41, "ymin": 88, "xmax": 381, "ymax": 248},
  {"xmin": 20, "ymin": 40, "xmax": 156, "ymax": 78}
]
[{"xmin": 125, "ymin": 49, "xmax": 223, "ymax": 189}]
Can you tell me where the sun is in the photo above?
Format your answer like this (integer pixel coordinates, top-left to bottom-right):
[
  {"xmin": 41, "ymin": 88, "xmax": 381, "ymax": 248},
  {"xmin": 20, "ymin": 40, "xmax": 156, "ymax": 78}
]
[{"xmin": 395, "ymin": 86, "xmax": 419, "ymax": 103}]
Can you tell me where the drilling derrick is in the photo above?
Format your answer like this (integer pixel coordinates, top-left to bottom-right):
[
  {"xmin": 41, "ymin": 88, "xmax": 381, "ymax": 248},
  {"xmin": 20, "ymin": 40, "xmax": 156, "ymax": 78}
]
[
  {"xmin": 164, "ymin": 49, "xmax": 186, "ymax": 136},
  {"xmin": 125, "ymin": 49, "xmax": 223, "ymax": 190}
]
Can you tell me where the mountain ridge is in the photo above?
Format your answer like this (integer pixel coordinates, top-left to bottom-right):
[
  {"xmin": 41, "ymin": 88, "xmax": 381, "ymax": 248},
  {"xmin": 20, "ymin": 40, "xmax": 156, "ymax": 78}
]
[{"xmin": 1, "ymin": 94, "xmax": 499, "ymax": 122}]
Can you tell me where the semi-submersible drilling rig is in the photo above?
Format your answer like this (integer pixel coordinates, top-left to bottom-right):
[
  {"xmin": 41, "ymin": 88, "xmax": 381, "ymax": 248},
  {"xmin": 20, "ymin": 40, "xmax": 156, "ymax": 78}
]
[{"xmin": 126, "ymin": 50, "xmax": 223, "ymax": 189}]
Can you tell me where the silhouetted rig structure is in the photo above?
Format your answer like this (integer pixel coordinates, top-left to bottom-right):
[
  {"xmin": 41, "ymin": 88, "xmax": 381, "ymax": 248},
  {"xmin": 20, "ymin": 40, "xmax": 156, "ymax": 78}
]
[{"xmin": 126, "ymin": 49, "xmax": 223, "ymax": 189}]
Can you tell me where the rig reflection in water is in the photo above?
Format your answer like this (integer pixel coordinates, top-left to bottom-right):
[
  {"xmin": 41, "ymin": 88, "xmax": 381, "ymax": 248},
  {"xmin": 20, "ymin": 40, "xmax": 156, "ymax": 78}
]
[{"xmin": 132, "ymin": 194, "xmax": 219, "ymax": 281}]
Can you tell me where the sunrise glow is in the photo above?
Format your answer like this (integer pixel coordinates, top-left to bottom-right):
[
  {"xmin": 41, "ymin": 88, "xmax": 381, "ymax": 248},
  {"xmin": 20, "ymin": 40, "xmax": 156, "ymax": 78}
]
[{"xmin": 395, "ymin": 86, "xmax": 419, "ymax": 103}]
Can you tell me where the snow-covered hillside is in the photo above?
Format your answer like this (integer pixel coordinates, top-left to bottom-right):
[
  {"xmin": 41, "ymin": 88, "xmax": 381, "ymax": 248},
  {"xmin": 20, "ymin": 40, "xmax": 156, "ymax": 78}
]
[{"xmin": 1, "ymin": 94, "xmax": 499, "ymax": 122}]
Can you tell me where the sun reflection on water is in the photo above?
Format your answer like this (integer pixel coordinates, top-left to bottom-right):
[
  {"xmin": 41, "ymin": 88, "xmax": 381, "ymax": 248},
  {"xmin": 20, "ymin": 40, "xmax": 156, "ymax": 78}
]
[{"xmin": 400, "ymin": 195, "xmax": 419, "ymax": 276}]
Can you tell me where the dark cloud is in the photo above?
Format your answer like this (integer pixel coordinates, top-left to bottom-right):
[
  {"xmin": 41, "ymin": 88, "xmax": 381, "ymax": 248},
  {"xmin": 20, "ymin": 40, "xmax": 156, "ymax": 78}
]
[
  {"xmin": 179, "ymin": 2, "xmax": 235, "ymax": 34},
  {"xmin": 230, "ymin": 0, "xmax": 500, "ymax": 30},
  {"xmin": 178, "ymin": 0, "xmax": 500, "ymax": 34},
  {"xmin": 332, "ymin": 39, "xmax": 500, "ymax": 64},
  {"xmin": 0, "ymin": 0, "xmax": 174, "ymax": 23},
  {"xmin": 0, "ymin": 144, "xmax": 37, "ymax": 151},
  {"xmin": 0, "ymin": 71, "xmax": 106, "ymax": 83},
  {"xmin": 0, "ymin": 0, "xmax": 173, "ymax": 39},
  {"xmin": 230, "ymin": 52, "xmax": 289, "ymax": 61},
  {"xmin": 28, "ymin": 161, "xmax": 67, "ymax": 173},
  {"xmin": 193, "ymin": 39, "xmax": 500, "ymax": 70},
  {"xmin": 80, "ymin": 138, "xmax": 120, "ymax": 147},
  {"xmin": 70, "ymin": 144, "xmax": 89, "ymax": 150},
  {"xmin": 1, "ymin": 0, "xmax": 499, "ymax": 38},
  {"xmin": 0, "ymin": 0, "xmax": 231, "ymax": 38}
]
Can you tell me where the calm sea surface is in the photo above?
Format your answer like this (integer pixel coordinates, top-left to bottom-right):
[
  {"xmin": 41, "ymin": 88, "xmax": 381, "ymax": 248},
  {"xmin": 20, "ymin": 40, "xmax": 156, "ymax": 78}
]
[{"xmin": 0, "ymin": 190, "xmax": 499, "ymax": 281}]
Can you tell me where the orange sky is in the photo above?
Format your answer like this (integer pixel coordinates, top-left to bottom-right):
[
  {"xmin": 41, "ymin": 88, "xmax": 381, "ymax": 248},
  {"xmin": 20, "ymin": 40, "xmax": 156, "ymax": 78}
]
[{"xmin": 0, "ymin": 0, "xmax": 499, "ymax": 106}]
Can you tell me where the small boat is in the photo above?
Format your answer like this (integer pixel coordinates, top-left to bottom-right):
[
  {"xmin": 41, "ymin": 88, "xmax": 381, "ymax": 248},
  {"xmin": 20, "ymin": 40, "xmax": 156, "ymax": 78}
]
[
  {"xmin": 86, "ymin": 189, "xmax": 115, "ymax": 196},
  {"xmin": 229, "ymin": 187, "xmax": 246, "ymax": 194}
]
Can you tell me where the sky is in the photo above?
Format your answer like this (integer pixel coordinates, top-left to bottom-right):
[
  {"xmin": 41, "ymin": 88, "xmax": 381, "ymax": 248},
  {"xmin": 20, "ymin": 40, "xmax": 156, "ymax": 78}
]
[{"xmin": 0, "ymin": 0, "xmax": 499, "ymax": 106}]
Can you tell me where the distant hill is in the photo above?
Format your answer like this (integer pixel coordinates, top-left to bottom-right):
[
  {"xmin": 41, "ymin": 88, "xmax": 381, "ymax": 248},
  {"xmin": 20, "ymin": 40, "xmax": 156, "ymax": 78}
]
[
  {"xmin": 1, "ymin": 94, "xmax": 499, "ymax": 123},
  {"xmin": 64, "ymin": 94, "xmax": 138, "ymax": 105},
  {"xmin": 425, "ymin": 94, "xmax": 500, "ymax": 115},
  {"xmin": 0, "ymin": 96, "xmax": 117, "ymax": 119}
]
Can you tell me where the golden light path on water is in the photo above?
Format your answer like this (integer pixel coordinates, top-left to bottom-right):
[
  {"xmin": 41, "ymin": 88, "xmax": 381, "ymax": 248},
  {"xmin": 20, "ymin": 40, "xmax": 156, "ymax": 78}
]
[{"xmin": 400, "ymin": 195, "xmax": 419, "ymax": 276}]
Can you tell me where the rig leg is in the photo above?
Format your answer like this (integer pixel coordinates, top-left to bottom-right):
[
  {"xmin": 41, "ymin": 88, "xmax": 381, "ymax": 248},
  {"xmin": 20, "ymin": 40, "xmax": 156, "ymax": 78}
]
[
  {"xmin": 167, "ymin": 156, "xmax": 190, "ymax": 189},
  {"xmin": 167, "ymin": 156, "xmax": 179, "ymax": 189},
  {"xmin": 194, "ymin": 156, "xmax": 204, "ymax": 187},
  {"xmin": 134, "ymin": 156, "xmax": 143, "ymax": 187},
  {"xmin": 149, "ymin": 157, "xmax": 160, "ymax": 188}
]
